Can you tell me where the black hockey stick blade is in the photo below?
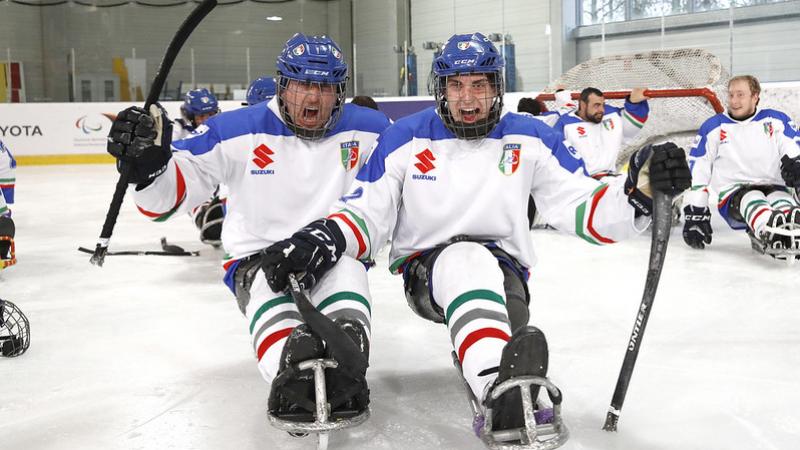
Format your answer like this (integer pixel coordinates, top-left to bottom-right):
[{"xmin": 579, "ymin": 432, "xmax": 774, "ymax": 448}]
[
  {"xmin": 603, "ymin": 190, "xmax": 673, "ymax": 432},
  {"xmin": 79, "ymin": 247, "xmax": 199, "ymax": 257},
  {"xmin": 90, "ymin": 0, "xmax": 218, "ymax": 267},
  {"xmin": 286, "ymin": 274, "xmax": 368, "ymax": 378}
]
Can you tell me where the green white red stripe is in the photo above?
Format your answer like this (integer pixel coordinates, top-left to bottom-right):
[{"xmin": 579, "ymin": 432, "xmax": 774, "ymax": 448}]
[
  {"xmin": 623, "ymin": 109, "xmax": 647, "ymax": 129},
  {"xmin": 137, "ymin": 163, "xmax": 186, "ymax": 222},
  {"xmin": 328, "ymin": 208, "xmax": 371, "ymax": 259},
  {"xmin": 575, "ymin": 184, "xmax": 615, "ymax": 245}
]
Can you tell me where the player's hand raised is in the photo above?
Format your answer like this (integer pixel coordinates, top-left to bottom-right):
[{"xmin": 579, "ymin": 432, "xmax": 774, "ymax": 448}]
[
  {"xmin": 629, "ymin": 87, "xmax": 649, "ymax": 103},
  {"xmin": 107, "ymin": 104, "xmax": 173, "ymax": 185}
]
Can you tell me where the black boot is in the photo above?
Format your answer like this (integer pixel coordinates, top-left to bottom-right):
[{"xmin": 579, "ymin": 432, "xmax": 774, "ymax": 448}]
[
  {"xmin": 324, "ymin": 317, "xmax": 370, "ymax": 418},
  {"xmin": 486, "ymin": 326, "xmax": 549, "ymax": 432},
  {"xmin": 267, "ymin": 324, "xmax": 325, "ymax": 422}
]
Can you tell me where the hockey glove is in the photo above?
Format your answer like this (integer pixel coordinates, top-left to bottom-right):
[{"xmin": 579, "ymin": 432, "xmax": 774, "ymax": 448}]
[
  {"xmin": 261, "ymin": 219, "xmax": 346, "ymax": 293},
  {"xmin": 780, "ymin": 155, "xmax": 800, "ymax": 188},
  {"xmin": 625, "ymin": 142, "xmax": 691, "ymax": 217},
  {"xmin": 107, "ymin": 104, "xmax": 173, "ymax": 186},
  {"xmin": 682, "ymin": 205, "xmax": 713, "ymax": 249}
]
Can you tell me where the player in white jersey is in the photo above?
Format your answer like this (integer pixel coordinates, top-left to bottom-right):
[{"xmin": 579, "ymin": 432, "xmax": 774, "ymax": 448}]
[
  {"xmin": 555, "ymin": 86, "xmax": 650, "ymax": 178},
  {"xmin": 682, "ymin": 75, "xmax": 800, "ymax": 258},
  {"xmin": 170, "ymin": 88, "xmax": 228, "ymax": 246},
  {"xmin": 0, "ymin": 139, "xmax": 16, "ymax": 269},
  {"xmin": 260, "ymin": 32, "xmax": 690, "ymax": 447},
  {"xmin": 536, "ymin": 88, "xmax": 576, "ymax": 127},
  {"xmin": 172, "ymin": 87, "xmax": 220, "ymax": 141},
  {"xmin": 106, "ymin": 34, "xmax": 391, "ymax": 425}
]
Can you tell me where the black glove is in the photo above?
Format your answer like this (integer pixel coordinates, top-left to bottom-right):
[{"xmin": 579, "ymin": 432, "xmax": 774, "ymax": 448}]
[
  {"xmin": 107, "ymin": 104, "xmax": 173, "ymax": 185},
  {"xmin": 625, "ymin": 142, "xmax": 692, "ymax": 217},
  {"xmin": 261, "ymin": 219, "xmax": 346, "ymax": 293},
  {"xmin": 682, "ymin": 205, "xmax": 713, "ymax": 249},
  {"xmin": 780, "ymin": 155, "xmax": 800, "ymax": 188}
]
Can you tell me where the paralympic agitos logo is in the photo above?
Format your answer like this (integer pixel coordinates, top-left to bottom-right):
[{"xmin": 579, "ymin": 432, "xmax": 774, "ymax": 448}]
[{"xmin": 75, "ymin": 113, "xmax": 116, "ymax": 135}]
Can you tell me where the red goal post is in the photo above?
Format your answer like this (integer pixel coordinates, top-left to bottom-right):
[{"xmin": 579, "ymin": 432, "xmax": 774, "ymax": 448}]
[{"xmin": 535, "ymin": 88, "xmax": 724, "ymax": 114}]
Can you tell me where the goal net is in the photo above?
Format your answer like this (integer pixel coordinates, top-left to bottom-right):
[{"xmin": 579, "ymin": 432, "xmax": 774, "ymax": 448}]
[{"xmin": 536, "ymin": 48, "xmax": 730, "ymax": 168}]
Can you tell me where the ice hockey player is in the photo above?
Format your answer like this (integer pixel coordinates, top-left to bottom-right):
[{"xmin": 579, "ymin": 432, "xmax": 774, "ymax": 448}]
[
  {"xmin": 260, "ymin": 32, "xmax": 691, "ymax": 447},
  {"xmin": 554, "ymin": 86, "xmax": 650, "ymax": 178},
  {"xmin": 350, "ymin": 95, "xmax": 379, "ymax": 111},
  {"xmin": 173, "ymin": 87, "xmax": 220, "ymax": 141},
  {"xmin": 105, "ymin": 33, "xmax": 390, "ymax": 427},
  {"xmin": 683, "ymin": 74, "xmax": 800, "ymax": 259},
  {"xmin": 0, "ymin": 139, "xmax": 16, "ymax": 269},
  {"xmin": 535, "ymin": 87, "xmax": 576, "ymax": 127},
  {"xmin": 244, "ymin": 76, "xmax": 277, "ymax": 106}
]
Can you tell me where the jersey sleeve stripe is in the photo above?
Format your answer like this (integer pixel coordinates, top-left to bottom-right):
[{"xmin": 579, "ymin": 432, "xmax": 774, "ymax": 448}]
[
  {"xmin": 136, "ymin": 163, "xmax": 187, "ymax": 222},
  {"xmin": 586, "ymin": 184, "xmax": 616, "ymax": 244},
  {"xmin": 340, "ymin": 208, "xmax": 372, "ymax": 251},
  {"xmin": 622, "ymin": 109, "xmax": 646, "ymax": 129},
  {"xmin": 389, "ymin": 251, "xmax": 423, "ymax": 274},
  {"xmin": 575, "ymin": 184, "xmax": 614, "ymax": 245},
  {"xmin": 329, "ymin": 212, "xmax": 367, "ymax": 258}
]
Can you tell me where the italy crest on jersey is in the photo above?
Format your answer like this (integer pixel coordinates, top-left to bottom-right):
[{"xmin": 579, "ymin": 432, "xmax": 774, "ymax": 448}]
[
  {"xmin": 499, "ymin": 144, "xmax": 521, "ymax": 175},
  {"xmin": 340, "ymin": 141, "xmax": 359, "ymax": 171},
  {"xmin": 763, "ymin": 121, "xmax": 774, "ymax": 138},
  {"xmin": 602, "ymin": 118, "xmax": 615, "ymax": 131}
]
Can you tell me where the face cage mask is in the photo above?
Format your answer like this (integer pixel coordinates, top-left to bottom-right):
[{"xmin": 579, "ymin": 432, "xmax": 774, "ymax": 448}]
[
  {"xmin": 435, "ymin": 73, "xmax": 504, "ymax": 140},
  {"xmin": 0, "ymin": 299, "xmax": 29, "ymax": 357},
  {"xmin": 277, "ymin": 76, "xmax": 347, "ymax": 140}
]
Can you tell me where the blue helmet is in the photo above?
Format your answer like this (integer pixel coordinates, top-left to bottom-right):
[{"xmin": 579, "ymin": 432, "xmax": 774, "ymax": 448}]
[
  {"xmin": 180, "ymin": 88, "xmax": 220, "ymax": 126},
  {"xmin": 245, "ymin": 77, "xmax": 276, "ymax": 106},
  {"xmin": 433, "ymin": 33, "xmax": 505, "ymax": 140},
  {"xmin": 276, "ymin": 33, "xmax": 348, "ymax": 140},
  {"xmin": 277, "ymin": 33, "xmax": 348, "ymax": 84}
]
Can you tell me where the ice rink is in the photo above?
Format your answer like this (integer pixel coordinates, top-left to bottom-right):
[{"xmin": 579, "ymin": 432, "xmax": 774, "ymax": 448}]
[{"xmin": 2, "ymin": 164, "xmax": 799, "ymax": 450}]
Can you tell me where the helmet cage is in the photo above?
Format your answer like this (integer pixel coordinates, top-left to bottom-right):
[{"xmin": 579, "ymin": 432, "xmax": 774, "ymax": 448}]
[
  {"xmin": 434, "ymin": 71, "xmax": 504, "ymax": 140},
  {"xmin": 0, "ymin": 299, "xmax": 29, "ymax": 357}
]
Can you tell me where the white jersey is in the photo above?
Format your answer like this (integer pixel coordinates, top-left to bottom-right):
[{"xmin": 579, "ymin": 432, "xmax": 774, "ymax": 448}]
[
  {"xmin": 326, "ymin": 108, "xmax": 649, "ymax": 273},
  {"xmin": 172, "ymin": 118, "xmax": 196, "ymax": 142},
  {"xmin": 0, "ymin": 139, "xmax": 16, "ymax": 216},
  {"xmin": 132, "ymin": 98, "xmax": 391, "ymax": 263},
  {"xmin": 555, "ymin": 99, "xmax": 649, "ymax": 176},
  {"xmin": 684, "ymin": 108, "xmax": 800, "ymax": 208},
  {"xmin": 538, "ymin": 90, "xmax": 577, "ymax": 127}
]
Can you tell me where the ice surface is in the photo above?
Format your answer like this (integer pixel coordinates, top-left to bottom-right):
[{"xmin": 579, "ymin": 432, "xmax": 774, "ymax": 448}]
[{"xmin": 1, "ymin": 165, "xmax": 799, "ymax": 450}]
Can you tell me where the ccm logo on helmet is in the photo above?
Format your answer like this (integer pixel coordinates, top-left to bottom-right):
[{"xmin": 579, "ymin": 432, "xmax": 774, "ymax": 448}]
[
  {"xmin": 453, "ymin": 59, "xmax": 476, "ymax": 65},
  {"xmin": 304, "ymin": 69, "xmax": 330, "ymax": 76}
]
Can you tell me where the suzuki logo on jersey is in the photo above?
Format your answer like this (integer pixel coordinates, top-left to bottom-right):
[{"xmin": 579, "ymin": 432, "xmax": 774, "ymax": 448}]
[
  {"xmin": 763, "ymin": 121, "xmax": 774, "ymax": 137},
  {"xmin": 602, "ymin": 118, "xmax": 615, "ymax": 131},
  {"xmin": 577, "ymin": 126, "xmax": 586, "ymax": 136},
  {"xmin": 412, "ymin": 149, "xmax": 437, "ymax": 181},
  {"xmin": 719, "ymin": 129, "xmax": 728, "ymax": 143},
  {"xmin": 499, "ymin": 144, "xmax": 521, "ymax": 175},
  {"xmin": 340, "ymin": 141, "xmax": 360, "ymax": 171},
  {"xmin": 251, "ymin": 144, "xmax": 275, "ymax": 175}
]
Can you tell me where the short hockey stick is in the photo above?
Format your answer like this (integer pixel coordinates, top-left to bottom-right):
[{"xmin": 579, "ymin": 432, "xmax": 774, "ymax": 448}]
[
  {"xmin": 603, "ymin": 190, "xmax": 673, "ymax": 432},
  {"xmin": 90, "ymin": 0, "xmax": 217, "ymax": 267},
  {"xmin": 285, "ymin": 274, "xmax": 368, "ymax": 378},
  {"xmin": 79, "ymin": 247, "xmax": 199, "ymax": 257}
]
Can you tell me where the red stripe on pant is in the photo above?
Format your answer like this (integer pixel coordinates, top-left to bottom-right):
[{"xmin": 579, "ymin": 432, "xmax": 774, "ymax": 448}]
[
  {"xmin": 457, "ymin": 327, "xmax": 510, "ymax": 363},
  {"xmin": 256, "ymin": 327, "xmax": 293, "ymax": 361}
]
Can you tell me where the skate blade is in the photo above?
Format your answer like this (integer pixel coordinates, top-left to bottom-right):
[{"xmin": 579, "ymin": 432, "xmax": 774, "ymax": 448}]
[
  {"xmin": 267, "ymin": 358, "xmax": 370, "ymax": 434},
  {"xmin": 482, "ymin": 376, "xmax": 569, "ymax": 450}
]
